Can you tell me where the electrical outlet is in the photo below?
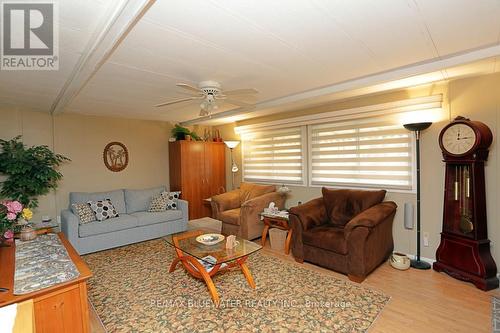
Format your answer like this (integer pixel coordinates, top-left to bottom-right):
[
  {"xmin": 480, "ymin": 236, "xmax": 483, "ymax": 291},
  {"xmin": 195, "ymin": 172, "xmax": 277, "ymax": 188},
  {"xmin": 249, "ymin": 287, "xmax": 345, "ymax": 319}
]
[{"xmin": 423, "ymin": 232, "xmax": 429, "ymax": 247}]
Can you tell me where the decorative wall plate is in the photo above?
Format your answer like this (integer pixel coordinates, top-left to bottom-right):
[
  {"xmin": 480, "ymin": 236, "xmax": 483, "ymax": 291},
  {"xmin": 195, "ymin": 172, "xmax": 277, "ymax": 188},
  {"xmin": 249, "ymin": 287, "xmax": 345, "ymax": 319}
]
[{"xmin": 103, "ymin": 142, "xmax": 129, "ymax": 172}]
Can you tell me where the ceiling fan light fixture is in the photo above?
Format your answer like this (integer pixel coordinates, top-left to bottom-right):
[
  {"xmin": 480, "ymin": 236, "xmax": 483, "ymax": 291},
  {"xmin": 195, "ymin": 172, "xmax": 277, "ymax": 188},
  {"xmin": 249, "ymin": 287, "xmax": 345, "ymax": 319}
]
[{"xmin": 155, "ymin": 80, "xmax": 258, "ymax": 118}]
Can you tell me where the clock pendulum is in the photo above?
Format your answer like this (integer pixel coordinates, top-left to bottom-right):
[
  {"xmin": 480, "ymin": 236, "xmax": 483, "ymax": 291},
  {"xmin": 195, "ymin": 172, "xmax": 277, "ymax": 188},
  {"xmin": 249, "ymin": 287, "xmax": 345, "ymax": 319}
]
[
  {"xmin": 459, "ymin": 166, "xmax": 473, "ymax": 234},
  {"xmin": 434, "ymin": 116, "xmax": 498, "ymax": 290}
]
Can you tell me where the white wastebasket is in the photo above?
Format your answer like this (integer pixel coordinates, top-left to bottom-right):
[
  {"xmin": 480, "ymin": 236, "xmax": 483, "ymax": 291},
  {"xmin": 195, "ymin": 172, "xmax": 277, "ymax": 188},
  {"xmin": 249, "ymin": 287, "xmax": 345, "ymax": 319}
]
[{"xmin": 269, "ymin": 228, "xmax": 288, "ymax": 252}]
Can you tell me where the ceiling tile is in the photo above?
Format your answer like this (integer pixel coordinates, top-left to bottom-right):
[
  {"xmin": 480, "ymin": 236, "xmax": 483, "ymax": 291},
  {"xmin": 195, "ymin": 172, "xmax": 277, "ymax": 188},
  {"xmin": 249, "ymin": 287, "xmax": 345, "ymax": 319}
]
[
  {"xmin": 415, "ymin": 0, "xmax": 500, "ymax": 55},
  {"xmin": 311, "ymin": 0, "xmax": 437, "ymax": 68},
  {"xmin": 0, "ymin": 0, "xmax": 115, "ymax": 112}
]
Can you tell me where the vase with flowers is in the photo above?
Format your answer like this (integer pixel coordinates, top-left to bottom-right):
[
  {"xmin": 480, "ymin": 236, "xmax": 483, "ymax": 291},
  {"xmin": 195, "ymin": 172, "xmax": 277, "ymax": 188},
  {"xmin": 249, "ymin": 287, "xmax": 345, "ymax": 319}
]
[{"xmin": 0, "ymin": 200, "xmax": 33, "ymax": 246}]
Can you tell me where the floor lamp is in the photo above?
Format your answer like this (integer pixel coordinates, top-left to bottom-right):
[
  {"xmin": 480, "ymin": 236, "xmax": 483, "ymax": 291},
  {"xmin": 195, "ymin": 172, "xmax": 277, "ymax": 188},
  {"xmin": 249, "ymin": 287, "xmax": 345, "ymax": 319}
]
[
  {"xmin": 403, "ymin": 122, "xmax": 432, "ymax": 270},
  {"xmin": 224, "ymin": 141, "xmax": 240, "ymax": 190}
]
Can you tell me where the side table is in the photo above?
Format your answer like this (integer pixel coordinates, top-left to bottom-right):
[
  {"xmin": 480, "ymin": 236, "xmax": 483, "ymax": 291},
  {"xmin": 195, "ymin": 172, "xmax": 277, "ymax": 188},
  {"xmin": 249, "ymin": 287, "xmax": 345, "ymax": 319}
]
[{"xmin": 261, "ymin": 215, "xmax": 292, "ymax": 255}]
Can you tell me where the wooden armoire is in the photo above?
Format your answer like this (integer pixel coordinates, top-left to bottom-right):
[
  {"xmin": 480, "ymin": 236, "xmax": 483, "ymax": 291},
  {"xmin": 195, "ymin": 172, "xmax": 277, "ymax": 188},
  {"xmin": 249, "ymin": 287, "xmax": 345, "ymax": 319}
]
[{"xmin": 169, "ymin": 141, "xmax": 226, "ymax": 219}]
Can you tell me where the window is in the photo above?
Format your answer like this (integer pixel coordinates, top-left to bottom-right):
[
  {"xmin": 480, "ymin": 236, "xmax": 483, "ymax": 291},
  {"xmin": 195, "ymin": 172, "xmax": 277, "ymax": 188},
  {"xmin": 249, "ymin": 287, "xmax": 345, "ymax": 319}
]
[
  {"xmin": 309, "ymin": 115, "xmax": 413, "ymax": 190},
  {"xmin": 241, "ymin": 126, "xmax": 306, "ymax": 185},
  {"xmin": 237, "ymin": 95, "xmax": 442, "ymax": 190}
]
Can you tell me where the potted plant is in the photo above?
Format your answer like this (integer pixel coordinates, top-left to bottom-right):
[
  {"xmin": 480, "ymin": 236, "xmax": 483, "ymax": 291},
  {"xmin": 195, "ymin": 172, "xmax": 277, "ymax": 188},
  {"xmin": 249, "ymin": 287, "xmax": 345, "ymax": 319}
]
[
  {"xmin": 0, "ymin": 136, "xmax": 70, "ymax": 208},
  {"xmin": 171, "ymin": 124, "xmax": 201, "ymax": 141},
  {"xmin": 0, "ymin": 200, "xmax": 33, "ymax": 246}
]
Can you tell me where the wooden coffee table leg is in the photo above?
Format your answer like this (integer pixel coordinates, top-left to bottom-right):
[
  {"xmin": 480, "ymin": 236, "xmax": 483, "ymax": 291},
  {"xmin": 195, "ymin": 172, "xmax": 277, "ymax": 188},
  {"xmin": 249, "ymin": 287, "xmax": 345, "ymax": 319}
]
[
  {"xmin": 169, "ymin": 257, "xmax": 181, "ymax": 272},
  {"xmin": 169, "ymin": 255, "xmax": 220, "ymax": 305},
  {"xmin": 285, "ymin": 229, "xmax": 293, "ymax": 255},
  {"xmin": 183, "ymin": 256, "xmax": 221, "ymax": 305},
  {"xmin": 261, "ymin": 225, "xmax": 269, "ymax": 246},
  {"xmin": 237, "ymin": 256, "xmax": 256, "ymax": 289}
]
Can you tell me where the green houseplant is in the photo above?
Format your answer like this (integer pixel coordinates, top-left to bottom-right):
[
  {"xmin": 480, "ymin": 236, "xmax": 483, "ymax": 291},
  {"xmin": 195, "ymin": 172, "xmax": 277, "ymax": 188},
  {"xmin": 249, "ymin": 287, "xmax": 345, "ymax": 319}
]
[
  {"xmin": 171, "ymin": 124, "xmax": 201, "ymax": 141},
  {"xmin": 0, "ymin": 136, "xmax": 70, "ymax": 208}
]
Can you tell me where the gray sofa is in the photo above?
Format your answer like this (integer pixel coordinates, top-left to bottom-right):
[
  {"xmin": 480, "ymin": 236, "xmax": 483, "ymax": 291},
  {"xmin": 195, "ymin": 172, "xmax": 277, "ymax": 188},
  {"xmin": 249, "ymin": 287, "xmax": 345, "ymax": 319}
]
[{"xmin": 61, "ymin": 186, "xmax": 188, "ymax": 254}]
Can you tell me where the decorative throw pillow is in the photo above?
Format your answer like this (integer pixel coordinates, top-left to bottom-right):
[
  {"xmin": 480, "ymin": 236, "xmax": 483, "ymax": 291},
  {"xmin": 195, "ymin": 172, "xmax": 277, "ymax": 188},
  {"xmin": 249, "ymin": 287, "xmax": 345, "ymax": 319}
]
[
  {"xmin": 72, "ymin": 203, "xmax": 96, "ymax": 224},
  {"xmin": 148, "ymin": 195, "xmax": 167, "ymax": 212},
  {"xmin": 161, "ymin": 191, "xmax": 181, "ymax": 210},
  {"xmin": 87, "ymin": 199, "xmax": 119, "ymax": 221}
]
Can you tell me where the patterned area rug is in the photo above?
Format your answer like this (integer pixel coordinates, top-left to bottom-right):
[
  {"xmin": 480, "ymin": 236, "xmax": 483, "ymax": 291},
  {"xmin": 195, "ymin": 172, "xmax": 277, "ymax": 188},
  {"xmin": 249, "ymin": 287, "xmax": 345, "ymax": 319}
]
[{"xmin": 84, "ymin": 238, "xmax": 389, "ymax": 332}]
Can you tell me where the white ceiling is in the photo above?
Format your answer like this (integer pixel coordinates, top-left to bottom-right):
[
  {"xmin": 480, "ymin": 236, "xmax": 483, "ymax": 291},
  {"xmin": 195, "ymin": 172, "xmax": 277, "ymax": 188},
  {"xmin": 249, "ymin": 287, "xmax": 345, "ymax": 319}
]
[
  {"xmin": 0, "ymin": 0, "xmax": 115, "ymax": 111},
  {"xmin": 2, "ymin": 1, "xmax": 500, "ymax": 123}
]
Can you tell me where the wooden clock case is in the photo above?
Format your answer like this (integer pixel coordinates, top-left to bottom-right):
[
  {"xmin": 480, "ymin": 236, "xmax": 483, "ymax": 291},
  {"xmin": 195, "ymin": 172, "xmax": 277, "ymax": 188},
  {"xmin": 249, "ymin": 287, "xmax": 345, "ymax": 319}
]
[{"xmin": 434, "ymin": 116, "xmax": 498, "ymax": 290}]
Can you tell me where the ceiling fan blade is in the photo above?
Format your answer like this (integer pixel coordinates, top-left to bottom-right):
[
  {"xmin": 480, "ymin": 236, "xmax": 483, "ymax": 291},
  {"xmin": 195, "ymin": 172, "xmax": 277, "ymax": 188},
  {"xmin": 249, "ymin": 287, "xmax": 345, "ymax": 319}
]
[
  {"xmin": 223, "ymin": 88, "xmax": 258, "ymax": 95},
  {"xmin": 176, "ymin": 83, "xmax": 203, "ymax": 94},
  {"xmin": 224, "ymin": 99, "xmax": 251, "ymax": 107},
  {"xmin": 154, "ymin": 96, "xmax": 200, "ymax": 107}
]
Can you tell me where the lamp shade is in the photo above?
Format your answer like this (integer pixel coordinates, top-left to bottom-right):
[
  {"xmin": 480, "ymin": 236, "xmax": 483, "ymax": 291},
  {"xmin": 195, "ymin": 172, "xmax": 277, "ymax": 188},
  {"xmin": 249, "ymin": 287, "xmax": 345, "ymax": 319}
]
[
  {"xmin": 403, "ymin": 122, "xmax": 432, "ymax": 132},
  {"xmin": 224, "ymin": 140, "xmax": 240, "ymax": 149}
]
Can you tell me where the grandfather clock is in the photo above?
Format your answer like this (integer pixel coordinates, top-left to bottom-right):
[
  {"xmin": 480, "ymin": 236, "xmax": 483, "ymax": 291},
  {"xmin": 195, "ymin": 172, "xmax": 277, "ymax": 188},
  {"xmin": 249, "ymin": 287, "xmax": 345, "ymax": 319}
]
[{"xmin": 434, "ymin": 116, "xmax": 498, "ymax": 290}]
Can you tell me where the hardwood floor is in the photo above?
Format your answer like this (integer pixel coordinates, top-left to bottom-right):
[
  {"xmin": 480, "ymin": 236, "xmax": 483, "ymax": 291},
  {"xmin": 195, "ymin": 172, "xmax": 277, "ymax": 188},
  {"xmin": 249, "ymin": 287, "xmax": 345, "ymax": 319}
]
[
  {"xmin": 266, "ymin": 244, "xmax": 498, "ymax": 333},
  {"xmin": 89, "ymin": 239, "xmax": 498, "ymax": 332}
]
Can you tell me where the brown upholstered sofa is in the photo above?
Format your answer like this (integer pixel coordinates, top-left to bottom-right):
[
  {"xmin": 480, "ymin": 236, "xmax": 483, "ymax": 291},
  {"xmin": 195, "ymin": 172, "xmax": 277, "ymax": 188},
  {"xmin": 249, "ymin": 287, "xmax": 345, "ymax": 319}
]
[
  {"xmin": 211, "ymin": 182, "xmax": 286, "ymax": 240},
  {"xmin": 289, "ymin": 187, "xmax": 397, "ymax": 282}
]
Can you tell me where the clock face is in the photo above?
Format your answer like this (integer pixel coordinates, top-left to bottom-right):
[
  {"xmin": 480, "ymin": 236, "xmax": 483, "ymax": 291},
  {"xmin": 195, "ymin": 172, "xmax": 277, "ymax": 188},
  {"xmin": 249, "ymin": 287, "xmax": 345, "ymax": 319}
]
[{"xmin": 441, "ymin": 123, "xmax": 477, "ymax": 155}]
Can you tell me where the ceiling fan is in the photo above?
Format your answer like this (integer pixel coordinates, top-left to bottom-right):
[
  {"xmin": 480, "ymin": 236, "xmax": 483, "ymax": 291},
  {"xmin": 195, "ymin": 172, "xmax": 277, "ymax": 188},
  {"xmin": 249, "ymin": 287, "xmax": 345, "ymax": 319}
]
[{"xmin": 154, "ymin": 80, "xmax": 258, "ymax": 117}]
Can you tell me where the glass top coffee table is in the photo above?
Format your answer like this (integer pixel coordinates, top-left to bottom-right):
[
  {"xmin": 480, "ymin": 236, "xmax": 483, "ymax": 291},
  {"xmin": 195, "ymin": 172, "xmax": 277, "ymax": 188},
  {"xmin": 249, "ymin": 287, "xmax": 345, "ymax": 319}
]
[{"xmin": 165, "ymin": 229, "xmax": 262, "ymax": 305}]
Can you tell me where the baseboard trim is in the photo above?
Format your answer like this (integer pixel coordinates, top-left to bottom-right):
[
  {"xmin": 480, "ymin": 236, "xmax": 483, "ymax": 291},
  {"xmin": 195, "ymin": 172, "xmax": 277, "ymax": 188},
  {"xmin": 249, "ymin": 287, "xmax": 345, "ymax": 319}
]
[
  {"xmin": 404, "ymin": 254, "xmax": 500, "ymax": 279},
  {"xmin": 405, "ymin": 254, "xmax": 436, "ymax": 264}
]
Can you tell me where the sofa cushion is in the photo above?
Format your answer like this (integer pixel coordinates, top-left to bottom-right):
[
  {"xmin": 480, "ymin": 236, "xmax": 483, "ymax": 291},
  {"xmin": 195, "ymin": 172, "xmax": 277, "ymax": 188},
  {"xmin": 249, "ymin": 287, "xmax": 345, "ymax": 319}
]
[
  {"xmin": 322, "ymin": 188, "xmax": 386, "ymax": 227},
  {"xmin": 124, "ymin": 186, "xmax": 166, "ymax": 213},
  {"xmin": 239, "ymin": 182, "xmax": 275, "ymax": 204},
  {"xmin": 148, "ymin": 195, "xmax": 167, "ymax": 212},
  {"xmin": 71, "ymin": 203, "xmax": 96, "ymax": 224},
  {"xmin": 70, "ymin": 189, "xmax": 126, "ymax": 214},
  {"xmin": 131, "ymin": 210, "xmax": 183, "ymax": 227},
  {"xmin": 78, "ymin": 214, "xmax": 138, "ymax": 238},
  {"xmin": 161, "ymin": 191, "xmax": 181, "ymax": 210},
  {"xmin": 219, "ymin": 208, "xmax": 241, "ymax": 225},
  {"xmin": 88, "ymin": 199, "xmax": 119, "ymax": 221},
  {"xmin": 302, "ymin": 225, "xmax": 348, "ymax": 254}
]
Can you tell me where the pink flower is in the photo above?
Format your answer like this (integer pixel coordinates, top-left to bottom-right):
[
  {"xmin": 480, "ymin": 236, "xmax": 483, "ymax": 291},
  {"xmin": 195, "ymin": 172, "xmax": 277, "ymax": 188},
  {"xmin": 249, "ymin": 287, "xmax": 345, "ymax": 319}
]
[
  {"xmin": 6, "ymin": 201, "xmax": 22, "ymax": 214},
  {"xmin": 3, "ymin": 230, "xmax": 13, "ymax": 239},
  {"xmin": 6, "ymin": 212, "xmax": 17, "ymax": 220}
]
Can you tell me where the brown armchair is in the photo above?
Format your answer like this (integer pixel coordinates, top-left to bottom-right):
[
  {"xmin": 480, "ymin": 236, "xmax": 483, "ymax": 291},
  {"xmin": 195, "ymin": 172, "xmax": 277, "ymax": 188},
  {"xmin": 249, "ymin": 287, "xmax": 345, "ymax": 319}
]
[
  {"xmin": 289, "ymin": 187, "xmax": 397, "ymax": 282},
  {"xmin": 211, "ymin": 182, "xmax": 286, "ymax": 240}
]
